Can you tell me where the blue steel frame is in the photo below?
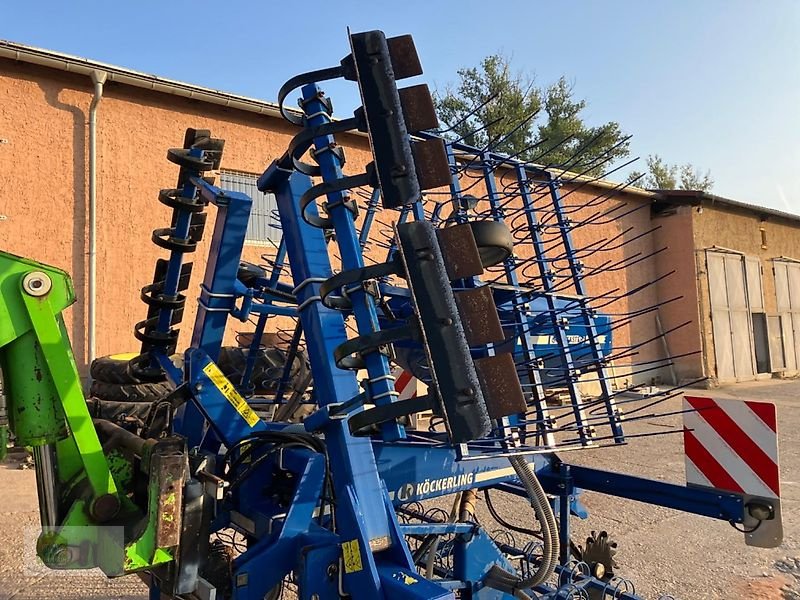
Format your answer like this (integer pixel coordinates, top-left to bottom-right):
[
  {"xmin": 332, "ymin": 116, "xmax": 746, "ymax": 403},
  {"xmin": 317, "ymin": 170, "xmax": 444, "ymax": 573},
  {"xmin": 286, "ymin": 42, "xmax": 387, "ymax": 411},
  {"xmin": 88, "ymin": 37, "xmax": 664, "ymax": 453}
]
[
  {"xmin": 354, "ymin": 140, "xmax": 623, "ymax": 451},
  {"xmin": 138, "ymin": 79, "xmax": 757, "ymax": 600}
]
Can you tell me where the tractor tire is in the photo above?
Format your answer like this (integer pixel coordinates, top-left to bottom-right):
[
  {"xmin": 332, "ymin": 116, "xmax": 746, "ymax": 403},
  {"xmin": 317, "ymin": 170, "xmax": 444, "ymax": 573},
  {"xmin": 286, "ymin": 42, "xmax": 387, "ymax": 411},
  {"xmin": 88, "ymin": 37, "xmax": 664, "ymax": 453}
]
[
  {"xmin": 86, "ymin": 397, "xmax": 155, "ymax": 422},
  {"xmin": 89, "ymin": 380, "xmax": 174, "ymax": 403},
  {"xmin": 90, "ymin": 353, "xmax": 151, "ymax": 385},
  {"xmin": 216, "ymin": 346, "xmax": 308, "ymax": 395}
]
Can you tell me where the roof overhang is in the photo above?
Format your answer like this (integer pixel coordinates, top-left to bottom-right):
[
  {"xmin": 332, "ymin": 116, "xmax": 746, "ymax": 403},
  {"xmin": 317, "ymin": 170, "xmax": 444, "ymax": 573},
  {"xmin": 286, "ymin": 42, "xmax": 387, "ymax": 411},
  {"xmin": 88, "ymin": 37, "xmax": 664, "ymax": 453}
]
[
  {"xmin": 652, "ymin": 190, "xmax": 800, "ymax": 224},
  {"xmin": 0, "ymin": 39, "xmax": 289, "ymax": 119}
]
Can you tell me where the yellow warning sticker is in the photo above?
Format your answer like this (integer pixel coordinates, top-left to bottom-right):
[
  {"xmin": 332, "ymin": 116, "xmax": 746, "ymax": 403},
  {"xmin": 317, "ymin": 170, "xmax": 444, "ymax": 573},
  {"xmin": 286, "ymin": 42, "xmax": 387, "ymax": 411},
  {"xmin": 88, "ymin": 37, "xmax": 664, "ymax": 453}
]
[
  {"xmin": 202, "ymin": 361, "xmax": 260, "ymax": 427},
  {"xmin": 342, "ymin": 539, "xmax": 363, "ymax": 573}
]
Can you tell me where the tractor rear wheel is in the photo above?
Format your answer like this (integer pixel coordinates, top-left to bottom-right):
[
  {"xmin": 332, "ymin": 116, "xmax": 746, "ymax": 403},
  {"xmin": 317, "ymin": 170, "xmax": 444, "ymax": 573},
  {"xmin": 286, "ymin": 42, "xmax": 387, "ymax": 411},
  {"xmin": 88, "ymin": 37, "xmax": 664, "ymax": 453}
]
[
  {"xmin": 215, "ymin": 346, "xmax": 308, "ymax": 395},
  {"xmin": 89, "ymin": 346, "xmax": 308, "ymax": 401},
  {"xmin": 89, "ymin": 379, "xmax": 174, "ymax": 403}
]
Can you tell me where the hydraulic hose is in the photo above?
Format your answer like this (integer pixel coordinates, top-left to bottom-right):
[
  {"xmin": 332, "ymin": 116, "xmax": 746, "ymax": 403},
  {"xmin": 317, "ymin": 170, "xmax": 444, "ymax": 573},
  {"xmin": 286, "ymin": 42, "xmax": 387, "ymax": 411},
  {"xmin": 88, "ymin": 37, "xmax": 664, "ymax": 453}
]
[
  {"xmin": 511, "ymin": 455, "xmax": 559, "ymax": 586},
  {"xmin": 486, "ymin": 456, "xmax": 559, "ymax": 596},
  {"xmin": 459, "ymin": 488, "xmax": 478, "ymax": 522}
]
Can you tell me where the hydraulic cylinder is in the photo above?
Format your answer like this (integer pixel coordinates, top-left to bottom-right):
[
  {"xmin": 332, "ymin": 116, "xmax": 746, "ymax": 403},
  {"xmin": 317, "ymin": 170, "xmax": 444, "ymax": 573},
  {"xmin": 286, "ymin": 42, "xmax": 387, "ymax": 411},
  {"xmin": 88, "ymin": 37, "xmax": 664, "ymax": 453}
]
[{"xmin": 0, "ymin": 329, "xmax": 68, "ymax": 446}]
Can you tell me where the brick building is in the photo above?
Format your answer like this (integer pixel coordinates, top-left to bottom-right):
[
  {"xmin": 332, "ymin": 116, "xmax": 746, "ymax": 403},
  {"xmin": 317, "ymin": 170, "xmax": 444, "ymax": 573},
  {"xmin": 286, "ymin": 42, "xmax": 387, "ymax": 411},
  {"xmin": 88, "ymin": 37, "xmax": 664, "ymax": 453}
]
[
  {"xmin": 654, "ymin": 192, "xmax": 800, "ymax": 384},
  {"xmin": 2, "ymin": 39, "xmax": 796, "ymax": 388}
]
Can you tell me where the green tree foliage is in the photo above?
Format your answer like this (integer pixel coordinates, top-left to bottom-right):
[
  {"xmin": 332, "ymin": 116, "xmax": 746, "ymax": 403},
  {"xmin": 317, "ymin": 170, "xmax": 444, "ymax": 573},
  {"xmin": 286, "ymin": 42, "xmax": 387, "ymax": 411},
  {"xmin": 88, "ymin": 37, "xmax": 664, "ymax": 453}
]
[
  {"xmin": 627, "ymin": 155, "xmax": 714, "ymax": 191},
  {"xmin": 434, "ymin": 55, "xmax": 630, "ymax": 176},
  {"xmin": 435, "ymin": 55, "xmax": 541, "ymax": 156}
]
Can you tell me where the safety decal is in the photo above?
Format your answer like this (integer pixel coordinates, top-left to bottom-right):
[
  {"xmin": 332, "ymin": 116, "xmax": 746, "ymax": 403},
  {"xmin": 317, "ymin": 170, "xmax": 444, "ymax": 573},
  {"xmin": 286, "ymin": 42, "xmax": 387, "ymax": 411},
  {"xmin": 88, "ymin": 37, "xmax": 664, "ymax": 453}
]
[
  {"xmin": 203, "ymin": 361, "xmax": 260, "ymax": 427},
  {"xmin": 342, "ymin": 539, "xmax": 363, "ymax": 573},
  {"xmin": 393, "ymin": 367, "xmax": 420, "ymax": 400}
]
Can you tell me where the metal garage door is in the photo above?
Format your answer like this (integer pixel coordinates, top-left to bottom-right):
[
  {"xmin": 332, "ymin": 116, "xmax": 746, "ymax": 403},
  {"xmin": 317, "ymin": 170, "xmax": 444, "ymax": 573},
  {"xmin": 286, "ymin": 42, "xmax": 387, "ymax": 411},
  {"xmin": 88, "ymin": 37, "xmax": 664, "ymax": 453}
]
[
  {"xmin": 707, "ymin": 251, "xmax": 755, "ymax": 381},
  {"xmin": 774, "ymin": 260, "xmax": 800, "ymax": 371}
]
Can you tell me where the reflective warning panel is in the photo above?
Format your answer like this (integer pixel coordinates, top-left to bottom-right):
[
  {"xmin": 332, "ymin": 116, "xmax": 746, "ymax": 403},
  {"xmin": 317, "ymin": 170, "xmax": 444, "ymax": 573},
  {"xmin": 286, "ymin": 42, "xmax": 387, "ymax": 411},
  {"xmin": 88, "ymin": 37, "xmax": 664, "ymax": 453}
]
[
  {"xmin": 683, "ymin": 396, "xmax": 779, "ymax": 499},
  {"xmin": 393, "ymin": 367, "xmax": 421, "ymax": 401}
]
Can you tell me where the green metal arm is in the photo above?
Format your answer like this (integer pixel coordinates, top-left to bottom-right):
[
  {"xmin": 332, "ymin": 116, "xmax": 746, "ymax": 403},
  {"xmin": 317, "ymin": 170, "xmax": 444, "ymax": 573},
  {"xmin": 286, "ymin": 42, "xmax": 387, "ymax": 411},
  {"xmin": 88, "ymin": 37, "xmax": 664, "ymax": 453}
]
[{"xmin": 0, "ymin": 250, "xmax": 177, "ymax": 575}]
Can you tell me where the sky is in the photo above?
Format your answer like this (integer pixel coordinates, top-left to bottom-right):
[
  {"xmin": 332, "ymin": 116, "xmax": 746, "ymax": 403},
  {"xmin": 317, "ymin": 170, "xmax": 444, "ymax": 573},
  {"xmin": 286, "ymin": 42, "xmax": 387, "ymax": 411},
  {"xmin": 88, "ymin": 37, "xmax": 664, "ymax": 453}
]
[{"xmin": 4, "ymin": 0, "xmax": 799, "ymax": 214}]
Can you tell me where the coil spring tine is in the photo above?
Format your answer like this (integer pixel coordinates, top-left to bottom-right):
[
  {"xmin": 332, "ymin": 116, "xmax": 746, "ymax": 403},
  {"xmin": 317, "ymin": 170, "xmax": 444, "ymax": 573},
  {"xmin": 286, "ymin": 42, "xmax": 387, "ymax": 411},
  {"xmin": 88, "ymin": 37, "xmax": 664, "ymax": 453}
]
[
  {"xmin": 130, "ymin": 130, "xmax": 220, "ymax": 380},
  {"xmin": 603, "ymin": 576, "xmax": 635, "ymax": 599},
  {"xmin": 559, "ymin": 584, "xmax": 590, "ymax": 600}
]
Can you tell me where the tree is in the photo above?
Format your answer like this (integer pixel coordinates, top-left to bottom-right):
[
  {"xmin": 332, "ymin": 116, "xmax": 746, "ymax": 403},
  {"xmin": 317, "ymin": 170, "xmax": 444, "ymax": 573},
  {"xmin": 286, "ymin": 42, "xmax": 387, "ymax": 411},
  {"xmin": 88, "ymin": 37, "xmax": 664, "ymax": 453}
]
[
  {"xmin": 434, "ymin": 55, "xmax": 630, "ymax": 176},
  {"xmin": 627, "ymin": 155, "xmax": 714, "ymax": 191},
  {"xmin": 435, "ymin": 55, "xmax": 541, "ymax": 157}
]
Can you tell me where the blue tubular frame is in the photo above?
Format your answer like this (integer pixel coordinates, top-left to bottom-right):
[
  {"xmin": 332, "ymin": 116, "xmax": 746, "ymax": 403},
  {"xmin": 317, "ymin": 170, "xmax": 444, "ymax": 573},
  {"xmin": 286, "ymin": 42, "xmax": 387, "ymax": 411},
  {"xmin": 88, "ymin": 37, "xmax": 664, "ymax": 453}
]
[
  {"xmin": 191, "ymin": 180, "xmax": 253, "ymax": 357},
  {"xmin": 544, "ymin": 176, "xmax": 624, "ymax": 442},
  {"xmin": 300, "ymin": 84, "xmax": 405, "ymax": 442},
  {"xmin": 132, "ymin": 56, "xmax": 768, "ymax": 597},
  {"xmin": 172, "ymin": 177, "xmax": 254, "ymax": 448},
  {"xmin": 537, "ymin": 464, "xmax": 745, "ymax": 523},
  {"xmin": 231, "ymin": 448, "xmax": 330, "ymax": 598},
  {"xmin": 268, "ymin": 171, "xmax": 422, "ymax": 598}
]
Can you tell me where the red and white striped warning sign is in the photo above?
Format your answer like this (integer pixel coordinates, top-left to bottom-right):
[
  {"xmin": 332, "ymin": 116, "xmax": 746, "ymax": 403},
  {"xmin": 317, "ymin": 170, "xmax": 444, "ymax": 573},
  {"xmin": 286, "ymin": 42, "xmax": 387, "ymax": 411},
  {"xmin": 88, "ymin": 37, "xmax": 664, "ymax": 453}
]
[
  {"xmin": 683, "ymin": 396, "xmax": 779, "ymax": 499},
  {"xmin": 394, "ymin": 367, "xmax": 420, "ymax": 400}
]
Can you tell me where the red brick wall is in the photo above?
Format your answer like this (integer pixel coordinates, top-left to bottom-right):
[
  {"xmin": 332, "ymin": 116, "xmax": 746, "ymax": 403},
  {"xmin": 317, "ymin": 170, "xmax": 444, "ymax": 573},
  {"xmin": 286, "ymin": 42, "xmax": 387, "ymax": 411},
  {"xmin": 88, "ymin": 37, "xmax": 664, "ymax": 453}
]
[
  {"xmin": 0, "ymin": 58, "xmax": 667, "ymax": 386},
  {"xmin": 653, "ymin": 206, "xmax": 704, "ymax": 381}
]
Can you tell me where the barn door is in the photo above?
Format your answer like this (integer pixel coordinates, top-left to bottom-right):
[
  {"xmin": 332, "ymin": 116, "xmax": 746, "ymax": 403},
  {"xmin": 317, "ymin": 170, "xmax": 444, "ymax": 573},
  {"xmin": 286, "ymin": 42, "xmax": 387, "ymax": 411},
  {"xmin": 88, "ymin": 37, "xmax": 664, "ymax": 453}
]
[
  {"xmin": 745, "ymin": 257, "xmax": 770, "ymax": 374},
  {"xmin": 774, "ymin": 260, "xmax": 800, "ymax": 371},
  {"xmin": 707, "ymin": 251, "xmax": 756, "ymax": 381}
]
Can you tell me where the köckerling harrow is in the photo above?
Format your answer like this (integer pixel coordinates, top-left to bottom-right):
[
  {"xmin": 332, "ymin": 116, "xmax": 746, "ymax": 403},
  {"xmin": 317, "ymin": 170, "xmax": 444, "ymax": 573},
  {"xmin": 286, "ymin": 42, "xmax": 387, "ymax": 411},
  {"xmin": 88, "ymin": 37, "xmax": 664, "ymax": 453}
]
[{"xmin": 0, "ymin": 29, "xmax": 782, "ymax": 600}]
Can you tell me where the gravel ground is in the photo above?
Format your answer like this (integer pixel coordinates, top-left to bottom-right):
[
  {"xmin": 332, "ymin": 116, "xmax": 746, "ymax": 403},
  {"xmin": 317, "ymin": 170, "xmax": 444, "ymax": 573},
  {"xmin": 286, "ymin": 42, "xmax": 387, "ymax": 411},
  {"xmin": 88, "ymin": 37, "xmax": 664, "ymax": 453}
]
[
  {"xmin": 541, "ymin": 379, "xmax": 799, "ymax": 599},
  {"xmin": 0, "ymin": 455, "xmax": 148, "ymax": 600},
  {"xmin": 0, "ymin": 379, "xmax": 795, "ymax": 599}
]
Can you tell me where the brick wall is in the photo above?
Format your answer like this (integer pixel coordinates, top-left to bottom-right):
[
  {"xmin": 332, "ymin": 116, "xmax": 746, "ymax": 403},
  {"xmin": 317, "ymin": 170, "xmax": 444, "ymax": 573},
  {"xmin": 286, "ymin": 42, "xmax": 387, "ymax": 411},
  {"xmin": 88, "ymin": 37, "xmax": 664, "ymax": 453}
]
[{"xmin": 0, "ymin": 58, "xmax": 667, "ymax": 386}]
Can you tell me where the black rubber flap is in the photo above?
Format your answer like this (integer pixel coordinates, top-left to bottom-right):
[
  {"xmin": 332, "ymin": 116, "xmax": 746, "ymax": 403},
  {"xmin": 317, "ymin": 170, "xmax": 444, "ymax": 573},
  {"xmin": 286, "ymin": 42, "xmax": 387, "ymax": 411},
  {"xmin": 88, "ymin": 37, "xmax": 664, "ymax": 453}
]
[
  {"xmin": 397, "ymin": 220, "xmax": 490, "ymax": 443},
  {"xmin": 454, "ymin": 286, "xmax": 504, "ymax": 346},
  {"xmin": 437, "ymin": 222, "xmax": 484, "ymax": 280},
  {"xmin": 350, "ymin": 30, "xmax": 420, "ymax": 209},
  {"xmin": 474, "ymin": 353, "xmax": 527, "ymax": 419},
  {"xmin": 387, "ymin": 35, "xmax": 422, "ymax": 79}
]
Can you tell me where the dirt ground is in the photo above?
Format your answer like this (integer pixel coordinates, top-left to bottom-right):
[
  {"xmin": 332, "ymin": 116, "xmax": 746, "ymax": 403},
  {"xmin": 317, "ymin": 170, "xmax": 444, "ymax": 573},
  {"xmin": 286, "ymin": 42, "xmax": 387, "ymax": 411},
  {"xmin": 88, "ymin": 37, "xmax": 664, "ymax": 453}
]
[
  {"xmin": 558, "ymin": 379, "xmax": 800, "ymax": 600},
  {"xmin": 0, "ymin": 379, "xmax": 796, "ymax": 599}
]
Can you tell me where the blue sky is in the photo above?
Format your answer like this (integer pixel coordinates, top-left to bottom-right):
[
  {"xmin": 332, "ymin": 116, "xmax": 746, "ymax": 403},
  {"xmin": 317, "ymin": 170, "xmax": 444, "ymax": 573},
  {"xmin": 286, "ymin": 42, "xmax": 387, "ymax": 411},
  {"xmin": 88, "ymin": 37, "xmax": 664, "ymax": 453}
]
[{"xmin": 4, "ymin": 0, "xmax": 799, "ymax": 214}]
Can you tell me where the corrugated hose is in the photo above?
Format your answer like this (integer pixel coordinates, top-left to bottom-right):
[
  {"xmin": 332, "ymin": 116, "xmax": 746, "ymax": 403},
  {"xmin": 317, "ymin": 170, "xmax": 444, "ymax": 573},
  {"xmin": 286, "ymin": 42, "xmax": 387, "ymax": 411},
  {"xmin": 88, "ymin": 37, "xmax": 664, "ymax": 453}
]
[{"xmin": 485, "ymin": 456, "xmax": 560, "ymax": 599}]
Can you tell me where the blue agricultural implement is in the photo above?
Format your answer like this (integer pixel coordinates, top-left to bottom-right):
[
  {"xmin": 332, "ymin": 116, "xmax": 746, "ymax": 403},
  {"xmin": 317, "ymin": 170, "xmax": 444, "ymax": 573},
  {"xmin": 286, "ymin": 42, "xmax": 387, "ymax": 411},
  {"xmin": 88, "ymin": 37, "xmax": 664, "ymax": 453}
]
[{"xmin": 0, "ymin": 29, "xmax": 782, "ymax": 600}]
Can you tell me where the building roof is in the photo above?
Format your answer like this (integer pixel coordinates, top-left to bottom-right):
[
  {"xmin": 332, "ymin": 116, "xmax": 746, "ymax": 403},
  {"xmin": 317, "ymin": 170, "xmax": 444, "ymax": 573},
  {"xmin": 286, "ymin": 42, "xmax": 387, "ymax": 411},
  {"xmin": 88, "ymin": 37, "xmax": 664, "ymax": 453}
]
[
  {"xmin": 0, "ymin": 38, "xmax": 661, "ymax": 201},
  {"xmin": 0, "ymin": 39, "xmax": 286, "ymax": 118},
  {"xmin": 653, "ymin": 190, "xmax": 800, "ymax": 224}
]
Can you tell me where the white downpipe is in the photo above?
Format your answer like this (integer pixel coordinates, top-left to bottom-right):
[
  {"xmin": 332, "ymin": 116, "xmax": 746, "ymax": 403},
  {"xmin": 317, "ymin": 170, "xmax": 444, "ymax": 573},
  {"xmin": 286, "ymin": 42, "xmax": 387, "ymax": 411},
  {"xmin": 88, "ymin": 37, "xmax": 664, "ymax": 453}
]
[{"xmin": 88, "ymin": 70, "xmax": 107, "ymax": 373}]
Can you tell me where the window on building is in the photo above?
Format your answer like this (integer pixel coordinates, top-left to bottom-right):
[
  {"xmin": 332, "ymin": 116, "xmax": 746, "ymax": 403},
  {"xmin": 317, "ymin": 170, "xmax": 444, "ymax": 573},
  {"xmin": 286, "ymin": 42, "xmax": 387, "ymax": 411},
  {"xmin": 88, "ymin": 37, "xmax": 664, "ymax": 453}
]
[{"xmin": 218, "ymin": 170, "xmax": 280, "ymax": 244}]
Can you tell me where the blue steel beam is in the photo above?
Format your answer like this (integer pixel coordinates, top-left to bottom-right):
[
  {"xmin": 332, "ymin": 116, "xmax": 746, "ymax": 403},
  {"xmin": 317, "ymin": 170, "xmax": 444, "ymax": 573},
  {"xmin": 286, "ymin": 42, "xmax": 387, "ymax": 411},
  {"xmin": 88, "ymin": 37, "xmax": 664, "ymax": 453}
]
[
  {"xmin": 495, "ymin": 463, "xmax": 745, "ymax": 523},
  {"xmin": 173, "ymin": 177, "xmax": 253, "ymax": 447},
  {"xmin": 300, "ymin": 83, "xmax": 405, "ymax": 442},
  {"xmin": 191, "ymin": 180, "xmax": 253, "ymax": 358},
  {"xmin": 271, "ymin": 170, "xmax": 408, "ymax": 597}
]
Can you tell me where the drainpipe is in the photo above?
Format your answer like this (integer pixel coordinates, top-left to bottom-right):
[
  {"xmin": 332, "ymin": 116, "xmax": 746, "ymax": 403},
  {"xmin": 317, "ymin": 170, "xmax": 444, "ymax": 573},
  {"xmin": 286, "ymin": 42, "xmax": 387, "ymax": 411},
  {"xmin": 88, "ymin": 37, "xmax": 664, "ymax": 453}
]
[{"xmin": 88, "ymin": 70, "xmax": 107, "ymax": 374}]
